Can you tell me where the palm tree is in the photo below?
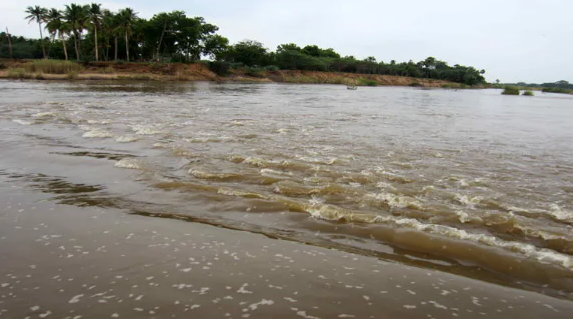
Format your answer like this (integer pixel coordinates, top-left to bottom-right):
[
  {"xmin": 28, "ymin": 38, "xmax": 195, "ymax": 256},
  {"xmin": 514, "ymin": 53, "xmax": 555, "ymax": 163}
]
[
  {"xmin": 86, "ymin": 3, "xmax": 102, "ymax": 61},
  {"xmin": 24, "ymin": 6, "xmax": 48, "ymax": 59},
  {"xmin": 45, "ymin": 8, "xmax": 68, "ymax": 60},
  {"xmin": 64, "ymin": 3, "xmax": 87, "ymax": 61},
  {"xmin": 101, "ymin": 10, "xmax": 121, "ymax": 61},
  {"xmin": 100, "ymin": 9, "xmax": 115, "ymax": 61},
  {"xmin": 117, "ymin": 8, "xmax": 138, "ymax": 62}
]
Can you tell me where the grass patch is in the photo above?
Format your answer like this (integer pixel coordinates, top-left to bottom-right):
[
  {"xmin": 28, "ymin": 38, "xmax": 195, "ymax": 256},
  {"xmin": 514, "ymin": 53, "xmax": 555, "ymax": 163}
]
[
  {"xmin": 24, "ymin": 60, "xmax": 84, "ymax": 74},
  {"xmin": 99, "ymin": 66, "xmax": 115, "ymax": 74},
  {"xmin": 358, "ymin": 78, "xmax": 377, "ymax": 86},
  {"xmin": 116, "ymin": 74, "xmax": 152, "ymax": 81},
  {"xmin": 522, "ymin": 90, "xmax": 534, "ymax": 96},
  {"xmin": 175, "ymin": 71, "xmax": 192, "ymax": 81},
  {"xmin": 67, "ymin": 71, "xmax": 79, "ymax": 79},
  {"xmin": 409, "ymin": 82, "xmax": 422, "ymax": 87},
  {"xmin": 502, "ymin": 86, "xmax": 520, "ymax": 95},
  {"xmin": 284, "ymin": 76, "xmax": 313, "ymax": 84},
  {"xmin": 541, "ymin": 87, "xmax": 572, "ymax": 94},
  {"xmin": 6, "ymin": 68, "xmax": 33, "ymax": 79},
  {"xmin": 328, "ymin": 77, "xmax": 347, "ymax": 85}
]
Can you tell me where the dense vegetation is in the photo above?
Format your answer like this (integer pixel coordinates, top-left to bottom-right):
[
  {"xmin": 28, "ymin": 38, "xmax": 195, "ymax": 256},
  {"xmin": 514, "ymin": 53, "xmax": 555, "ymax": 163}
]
[
  {"xmin": 0, "ymin": 3, "xmax": 493, "ymax": 85},
  {"xmin": 501, "ymin": 86, "xmax": 520, "ymax": 95},
  {"xmin": 502, "ymin": 80, "xmax": 573, "ymax": 94},
  {"xmin": 522, "ymin": 90, "xmax": 534, "ymax": 96}
]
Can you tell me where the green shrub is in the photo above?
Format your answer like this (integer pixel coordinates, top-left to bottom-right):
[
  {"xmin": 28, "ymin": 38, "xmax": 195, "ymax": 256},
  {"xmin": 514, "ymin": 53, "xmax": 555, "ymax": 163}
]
[
  {"xmin": 264, "ymin": 65, "xmax": 280, "ymax": 71},
  {"xmin": 501, "ymin": 86, "xmax": 520, "ymax": 95},
  {"xmin": 229, "ymin": 62, "xmax": 245, "ymax": 69},
  {"xmin": 208, "ymin": 61, "xmax": 230, "ymax": 76},
  {"xmin": 358, "ymin": 78, "xmax": 377, "ymax": 86},
  {"xmin": 0, "ymin": 62, "xmax": 6, "ymax": 70},
  {"xmin": 409, "ymin": 82, "xmax": 422, "ymax": 87},
  {"xmin": 24, "ymin": 60, "xmax": 84, "ymax": 74},
  {"xmin": 441, "ymin": 83, "xmax": 451, "ymax": 89},
  {"xmin": 244, "ymin": 66, "xmax": 264, "ymax": 77},
  {"xmin": 522, "ymin": 90, "xmax": 534, "ymax": 96}
]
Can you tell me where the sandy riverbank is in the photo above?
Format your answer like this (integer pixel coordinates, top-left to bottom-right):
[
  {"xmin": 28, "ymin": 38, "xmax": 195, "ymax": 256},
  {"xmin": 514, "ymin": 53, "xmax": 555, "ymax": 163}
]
[{"xmin": 0, "ymin": 59, "xmax": 461, "ymax": 87}]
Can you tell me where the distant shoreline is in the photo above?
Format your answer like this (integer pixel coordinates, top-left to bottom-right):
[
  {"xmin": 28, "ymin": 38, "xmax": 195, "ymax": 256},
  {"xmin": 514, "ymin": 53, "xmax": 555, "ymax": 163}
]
[{"xmin": 0, "ymin": 59, "xmax": 467, "ymax": 88}]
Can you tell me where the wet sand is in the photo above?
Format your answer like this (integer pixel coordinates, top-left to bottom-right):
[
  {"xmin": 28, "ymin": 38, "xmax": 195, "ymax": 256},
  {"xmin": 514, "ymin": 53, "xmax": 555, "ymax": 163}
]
[{"xmin": 1, "ymin": 175, "xmax": 572, "ymax": 319}]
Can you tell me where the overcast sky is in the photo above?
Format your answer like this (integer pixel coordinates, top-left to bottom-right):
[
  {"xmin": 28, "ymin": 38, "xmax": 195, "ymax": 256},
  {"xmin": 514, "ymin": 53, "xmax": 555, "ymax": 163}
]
[{"xmin": 1, "ymin": 0, "xmax": 571, "ymax": 83}]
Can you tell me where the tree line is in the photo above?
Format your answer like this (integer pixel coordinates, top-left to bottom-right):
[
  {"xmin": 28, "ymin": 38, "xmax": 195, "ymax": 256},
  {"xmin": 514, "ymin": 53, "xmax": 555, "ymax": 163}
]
[
  {"xmin": 13, "ymin": 4, "xmax": 227, "ymax": 63},
  {"xmin": 0, "ymin": 3, "xmax": 486, "ymax": 85},
  {"xmin": 502, "ymin": 80, "xmax": 573, "ymax": 94}
]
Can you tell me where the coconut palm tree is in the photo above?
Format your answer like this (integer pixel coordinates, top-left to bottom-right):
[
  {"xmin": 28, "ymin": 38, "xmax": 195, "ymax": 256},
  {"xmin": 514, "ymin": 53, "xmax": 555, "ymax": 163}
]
[
  {"xmin": 64, "ymin": 3, "xmax": 87, "ymax": 61},
  {"xmin": 117, "ymin": 8, "xmax": 138, "ymax": 62},
  {"xmin": 101, "ymin": 9, "xmax": 121, "ymax": 61},
  {"xmin": 24, "ymin": 5, "xmax": 48, "ymax": 58},
  {"xmin": 45, "ymin": 8, "xmax": 68, "ymax": 60},
  {"xmin": 100, "ymin": 9, "xmax": 115, "ymax": 61},
  {"xmin": 86, "ymin": 3, "xmax": 102, "ymax": 61}
]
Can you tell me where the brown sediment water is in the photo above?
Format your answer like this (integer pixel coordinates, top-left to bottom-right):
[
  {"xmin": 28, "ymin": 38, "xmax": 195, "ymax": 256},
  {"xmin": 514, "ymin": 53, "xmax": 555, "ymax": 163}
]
[{"xmin": 0, "ymin": 80, "xmax": 572, "ymax": 318}]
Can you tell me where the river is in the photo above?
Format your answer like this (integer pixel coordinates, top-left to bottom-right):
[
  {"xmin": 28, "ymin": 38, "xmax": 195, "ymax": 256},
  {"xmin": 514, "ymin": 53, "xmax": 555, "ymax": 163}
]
[{"xmin": 1, "ymin": 80, "xmax": 572, "ymax": 318}]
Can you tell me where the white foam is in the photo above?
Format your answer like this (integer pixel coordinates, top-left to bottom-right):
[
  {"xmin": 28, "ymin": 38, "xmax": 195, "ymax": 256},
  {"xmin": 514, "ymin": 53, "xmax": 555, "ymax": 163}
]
[
  {"xmin": 83, "ymin": 129, "xmax": 114, "ymax": 138},
  {"xmin": 548, "ymin": 204, "xmax": 573, "ymax": 223},
  {"xmin": 131, "ymin": 125, "xmax": 163, "ymax": 135},
  {"xmin": 114, "ymin": 158, "xmax": 143, "ymax": 170},
  {"xmin": 244, "ymin": 157, "xmax": 268, "ymax": 167},
  {"xmin": 114, "ymin": 136, "xmax": 138, "ymax": 143},
  {"xmin": 307, "ymin": 204, "xmax": 573, "ymax": 270},
  {"xmin": 455, "ymin": 211, "xmax": 480, "ymax": 223},
  {"xmin": 364, "ymin": 192, "xmax": 423, "ymax": 210},
  {"xmin": 87, "ymin": 119, "xmax": 111, "ymax": 124},
  {"xmin": 295, "ymin": 155, "xmax": 337, "ymax": 165},
  {"xmin": 68, "ymin": 294, "xmax": 84, "ymax": 304},
  {"xmin": 455, "ymin": 194, "xmax": 483, "ymax": 206},
  {"xmin": 260, "ymin": 169, "xmax": 292, "ymax": 176},
  {"xmin": 12, "ymin": 119, "xmax": 35, "ymax": 125},
  {"xmin": 32, "ymin": 112, "xmax": 56, "ymax": 118}
]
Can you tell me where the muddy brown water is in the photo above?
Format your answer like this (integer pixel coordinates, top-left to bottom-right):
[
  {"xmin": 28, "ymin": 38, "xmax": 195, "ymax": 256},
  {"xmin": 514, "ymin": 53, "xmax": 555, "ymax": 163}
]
[{"xmin": 1, "ymin": 80, "xmax": 572, "ymax": 318}]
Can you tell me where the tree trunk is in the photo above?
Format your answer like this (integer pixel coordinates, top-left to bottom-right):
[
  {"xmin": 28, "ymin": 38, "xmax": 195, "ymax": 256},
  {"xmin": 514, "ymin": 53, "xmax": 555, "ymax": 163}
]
[
  {"xmin": 6, "ymin": 28, "xmax": 12, "ymax": 57},
  {"xmin": 94, "ymin": 26, "xmax": 98, "ymax": 61},
  {"xmin": 104, "ymin": 38, "xmax": 109, "ymax": 61},
  {"xmin": 38, "ymin": 22, "xmax": 46, "ymax": 59},
  {"xmin": 124, "ymin": 31, "xmax": 129, "ymax": 62},
  {"xmin": 114, "ymin": 36, "xmax": 118, "ymax": 60},
  {"xmin": 156, "ymin": 21, "xmax": 167, "ymax": 61},
  {"xmin": 74, "ymin": 31, "xmax": 80, "ymax": 61},
  {"xmin": 60, "ymin": 33, "xmax": 68, "ymax": 60},
  {"xmin": 47, "ymin": 33, "xmax": 56, "ymax": 58}
]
